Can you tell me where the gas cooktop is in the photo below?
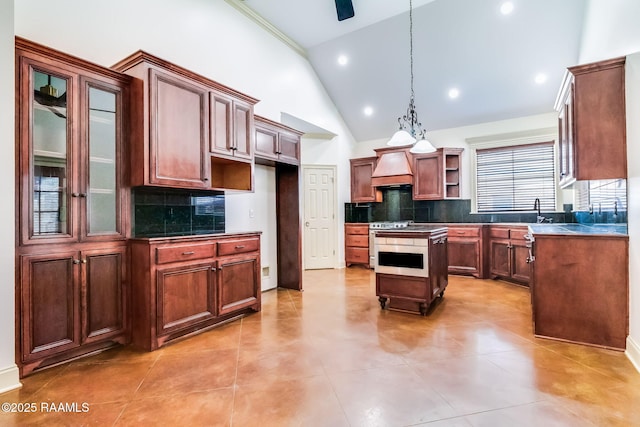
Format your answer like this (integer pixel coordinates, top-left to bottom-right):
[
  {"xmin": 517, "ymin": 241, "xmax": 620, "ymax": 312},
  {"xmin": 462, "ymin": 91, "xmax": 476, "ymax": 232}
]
[{"xmin": 369, "ymin": 221, "xmax": 412, "ymax": 229}]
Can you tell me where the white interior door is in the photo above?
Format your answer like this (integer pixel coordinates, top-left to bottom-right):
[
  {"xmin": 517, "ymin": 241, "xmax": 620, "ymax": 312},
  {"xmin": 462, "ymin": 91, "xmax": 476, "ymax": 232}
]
[{"xmin": 303, "ymin": 166, "xmax": 336, "ymax": 269}]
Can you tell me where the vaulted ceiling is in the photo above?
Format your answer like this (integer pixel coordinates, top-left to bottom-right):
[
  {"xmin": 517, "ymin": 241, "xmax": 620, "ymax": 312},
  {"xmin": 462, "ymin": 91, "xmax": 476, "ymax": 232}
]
[{"xmin": 239, "ymin": 0, "xmax": 587, "ymax": 141}]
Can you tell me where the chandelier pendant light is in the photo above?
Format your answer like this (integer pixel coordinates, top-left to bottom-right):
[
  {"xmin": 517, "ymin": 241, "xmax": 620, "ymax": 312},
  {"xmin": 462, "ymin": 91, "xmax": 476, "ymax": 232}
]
[{"xmin": 387, "ymin": 0, "xmax": 437, "ymax": 154}]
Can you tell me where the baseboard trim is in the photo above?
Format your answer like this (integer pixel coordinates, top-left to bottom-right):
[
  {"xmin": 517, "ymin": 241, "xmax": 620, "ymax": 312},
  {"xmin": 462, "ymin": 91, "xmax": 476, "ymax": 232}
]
[
  {"xmin": 626, "ymin": 335, "xmax": 640, "ymax": 374},
  {"xmin": 0, "ymin": 365, "xmax": 21, "ymax": 395}
]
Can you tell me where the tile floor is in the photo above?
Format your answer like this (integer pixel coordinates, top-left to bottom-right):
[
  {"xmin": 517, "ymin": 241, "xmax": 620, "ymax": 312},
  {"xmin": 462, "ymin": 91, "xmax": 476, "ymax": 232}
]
[{"xmin": 2, "ymin": 268, "xmax": 640, "ymax": 426}]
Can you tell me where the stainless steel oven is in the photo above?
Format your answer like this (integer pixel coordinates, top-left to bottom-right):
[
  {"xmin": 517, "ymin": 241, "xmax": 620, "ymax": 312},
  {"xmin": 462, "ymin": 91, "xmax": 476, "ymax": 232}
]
[
  {"xmin": 375, "ymin": 236, "xmax": 429, "ymax": 278},
  {"xmin": 369, "ymin": 221, "xmax": 412, "ymax": 269}
]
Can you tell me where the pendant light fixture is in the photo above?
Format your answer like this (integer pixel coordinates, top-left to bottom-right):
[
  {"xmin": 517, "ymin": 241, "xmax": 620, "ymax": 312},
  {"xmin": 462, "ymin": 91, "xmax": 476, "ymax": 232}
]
[{"xmin": 387, "ymin": 0, "xmax": 437, "ymax": 154}]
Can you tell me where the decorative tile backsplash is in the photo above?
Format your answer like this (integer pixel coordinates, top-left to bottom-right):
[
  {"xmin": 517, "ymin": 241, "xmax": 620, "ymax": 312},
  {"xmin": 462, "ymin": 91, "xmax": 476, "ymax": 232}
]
[
  {"xmin": 132, "ymin": 187, "xmax": 225, "ymax": 237},
  {"xmin": 345, "ymin": 186, "xmax": 573, "ymax": 224}
]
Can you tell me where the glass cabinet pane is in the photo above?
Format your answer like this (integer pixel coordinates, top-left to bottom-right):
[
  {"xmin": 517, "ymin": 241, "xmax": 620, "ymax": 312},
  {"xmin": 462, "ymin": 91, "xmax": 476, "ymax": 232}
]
[
  {"xmin": 32, "ymin": 70, "xmax": 68, "ymax": 236},
  {"xmin": 87, "ymin": 86, "xmax": 117, "ymax": 234}
]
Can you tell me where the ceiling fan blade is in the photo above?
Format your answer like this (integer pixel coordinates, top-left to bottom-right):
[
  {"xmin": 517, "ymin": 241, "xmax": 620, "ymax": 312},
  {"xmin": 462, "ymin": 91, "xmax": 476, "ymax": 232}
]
[{"xmin": 335, "ymin": 0, "xmax": 354, "ymax": 21}]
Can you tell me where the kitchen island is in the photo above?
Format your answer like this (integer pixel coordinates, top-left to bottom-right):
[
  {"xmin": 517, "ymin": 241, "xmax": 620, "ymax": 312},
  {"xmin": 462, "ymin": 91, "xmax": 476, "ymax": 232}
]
[
  {"xmin": 528, "ymin": 223, "xmax": 628, "ymax": 349},
  {"xmin": 374, "ymin": 225, "xmax": 448, "ymax": 315}
]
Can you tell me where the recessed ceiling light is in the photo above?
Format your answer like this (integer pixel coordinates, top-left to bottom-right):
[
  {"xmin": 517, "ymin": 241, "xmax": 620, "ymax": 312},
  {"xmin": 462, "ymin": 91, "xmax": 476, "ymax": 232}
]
[
  {"xmin": 337, "ymin": 55, "xmax": 349, "ymax": 66},
  {"xmin": 500, "ymin": 1, "xmax": 514, "ymax": 15},
  {"xmin": 534, "ymin": 73, "xmax": 548, "ymax": 84},
  {"xmin": 363, "ymin": 106, "xmax": 374, "ymax": 116},
  {"xmin": 448, "ymin": 88, "xmax": 460, "ymax": 99}
]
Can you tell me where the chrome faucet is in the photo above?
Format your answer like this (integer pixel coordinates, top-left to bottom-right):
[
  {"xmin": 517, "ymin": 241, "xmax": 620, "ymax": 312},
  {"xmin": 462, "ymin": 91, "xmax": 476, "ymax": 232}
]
[{"xmin": 533, "ymin": 198, "xmax": 551, "ymax": 223}]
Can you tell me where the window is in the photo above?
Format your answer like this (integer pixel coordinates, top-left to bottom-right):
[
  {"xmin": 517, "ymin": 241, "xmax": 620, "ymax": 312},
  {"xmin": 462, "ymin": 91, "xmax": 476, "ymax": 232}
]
[
  {"xmin": 476, "ymin": 142, "xmax": 556, "ymax": 212},
  {"xmin": 574, "ymin": 179, "xmax": 627, "ymax": 212}
]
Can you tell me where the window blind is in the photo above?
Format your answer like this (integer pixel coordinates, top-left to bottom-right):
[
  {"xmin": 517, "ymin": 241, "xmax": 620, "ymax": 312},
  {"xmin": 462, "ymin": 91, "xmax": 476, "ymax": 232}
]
[
  {"xmin": 574, "ymin": 179, "xmax": 627, "ymax": 212},
  {"xmin": 476, "ymin": 142, "xmax": 556, "ymax": 212}
]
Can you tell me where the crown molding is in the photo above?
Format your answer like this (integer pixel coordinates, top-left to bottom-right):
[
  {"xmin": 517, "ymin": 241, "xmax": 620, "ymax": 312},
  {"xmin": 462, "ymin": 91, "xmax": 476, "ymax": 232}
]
[{"xmin": 224, "ymin": 0, "xmax": 307, "ymax": 58}]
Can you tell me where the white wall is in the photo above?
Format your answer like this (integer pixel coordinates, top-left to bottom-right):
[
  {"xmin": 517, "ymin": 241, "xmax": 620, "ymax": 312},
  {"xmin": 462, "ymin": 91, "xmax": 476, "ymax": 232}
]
[
  {"xmin": 0, "ymin": 0, "xmax": 20, "ymax": 392},
  {"xmin": 225, "ymin": 165, "xmax": 278, "ymax": 291},
  {"xmin": 353, "ymin": 112, "xmax": 558, "ymax": 200},
  {"xmin": 578, "ymin": 0, "xmax": 640, "ymax": 370},
  {"xmin": 625, "ymin": 53, "xmax": 640, "ymax": 371}
]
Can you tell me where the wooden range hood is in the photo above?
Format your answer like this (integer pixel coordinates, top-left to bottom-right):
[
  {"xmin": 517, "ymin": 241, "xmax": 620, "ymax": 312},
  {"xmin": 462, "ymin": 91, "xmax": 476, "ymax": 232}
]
[{"xmin": 370, "ymin": 146, "xmax": 413, "ymax": 187}]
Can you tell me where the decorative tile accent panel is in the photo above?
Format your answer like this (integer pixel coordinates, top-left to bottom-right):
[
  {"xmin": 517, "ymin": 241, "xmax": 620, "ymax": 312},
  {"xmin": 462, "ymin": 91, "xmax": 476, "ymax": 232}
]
[{"xmin": 133, "ymin": 187, "xmax": 225, "ymax": 237}]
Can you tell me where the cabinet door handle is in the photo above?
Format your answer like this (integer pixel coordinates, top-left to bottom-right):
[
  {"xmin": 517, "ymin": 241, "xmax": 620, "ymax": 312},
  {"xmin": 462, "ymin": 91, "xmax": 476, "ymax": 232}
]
[
  {"xmin": 182, "ymin": 251, "xmax": 195, "ymax": 255},
  {"xmin": 80, "ymin": 193, "xmax": 87, "ymax": 198},
  {"xmin": 211, "ymin": 267, "xmax": 217, "ymax": 272},
  {"xmin": 235, "ymin": 245, "xmax": 245, "ymax": 249},
  {"xmin": 73, "ymin": 259, "xmax": 81, "ymax": 264},
  {"xmin": 72, "ymin": 193, "xmax": 80, "ymax": 197},
  {"xmin": 82, "ymin": 259, "xmax": 87, "ymax": 264},
  {"xmin": 203, "ymin": 178, "xmax": 209, "ymax": 182}
]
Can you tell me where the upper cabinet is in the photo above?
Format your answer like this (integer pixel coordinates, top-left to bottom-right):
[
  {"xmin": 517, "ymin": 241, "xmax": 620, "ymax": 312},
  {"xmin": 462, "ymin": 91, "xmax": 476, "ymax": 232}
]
[
  {"xmin": 350, "ymin": 157, "xmax": 382, "ymax": 203},
  {"xmin": 254, "ymin": 115, "xmax": 303, "ymax": 166},
  {"xmin": 210, "ymin": 91, "xmax": 253, "ymax": 161},
  {"xmin": 16, "ymin": 38, "xmax": 130, "ymax": 246},
  {"xmin": 556, "ymin": 57, "xmax": 626, "ymax": 188},
  {"xmin": 112, "ymin": 51, "xmax": 259, "ymax": 191},
  {"xmin": 412, "ymin": 148, "xmax": 463, "ymax": 200}
]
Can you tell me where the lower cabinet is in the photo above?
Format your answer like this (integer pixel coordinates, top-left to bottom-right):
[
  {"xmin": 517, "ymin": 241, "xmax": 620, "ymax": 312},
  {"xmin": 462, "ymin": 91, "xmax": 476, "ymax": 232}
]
[
  {"xmin": 345, "ymin": 223, "xmax": 370, "ymax": 267},
  {"xmin": 489, "ymin": 225, "xmax": 530, "ymax": 285},
  {"xmin": 129, "ymin": 233, "xmax": 261, "ymax": 351},
  {"xmin": 446, "ymin": 224, "xmax": 488, "ymax": 278},
  {"xmin": 18, "ymin": 244, "xmax": 128, "ymax": 376}
]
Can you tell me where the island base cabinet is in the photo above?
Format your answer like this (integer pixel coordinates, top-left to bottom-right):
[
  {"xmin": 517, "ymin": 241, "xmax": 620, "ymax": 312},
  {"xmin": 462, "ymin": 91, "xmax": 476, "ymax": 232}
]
[{"xmin": 531, "ymin": 234, "xmax": 628, "ymax": 350}]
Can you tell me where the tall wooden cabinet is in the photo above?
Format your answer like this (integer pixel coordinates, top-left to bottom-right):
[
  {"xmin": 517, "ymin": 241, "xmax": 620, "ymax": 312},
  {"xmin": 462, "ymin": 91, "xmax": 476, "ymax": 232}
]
[
  {"xmin": 15, "ymin": 38, "xmax": 131, "ymax": 376},
  {"xmin": 112, "ymin": 51, "xmax": 258, "ymax": 191},
  {"xmin": 556, "ymin": 57, "xmax": 626, "ymax": 187}
]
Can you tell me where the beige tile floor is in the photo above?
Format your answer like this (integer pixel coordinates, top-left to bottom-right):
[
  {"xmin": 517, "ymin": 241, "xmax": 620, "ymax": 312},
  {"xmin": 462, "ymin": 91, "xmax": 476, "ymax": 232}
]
[{"xmin": 2, "ymin": 268, "xmax": 640, "ymax": 426}]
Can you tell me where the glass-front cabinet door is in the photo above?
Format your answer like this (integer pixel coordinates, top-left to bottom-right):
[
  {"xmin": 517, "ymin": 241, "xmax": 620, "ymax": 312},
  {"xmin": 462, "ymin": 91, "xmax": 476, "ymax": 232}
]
[
  {"xmin": 21, "ymin": 60, "xmax": 75, "ymax": 245},
  {"xmin": 19, "ymin": 57, "xmax": 127, "ymax": 245},
  {"xmin": 83, "ymin": 80, "xmax": 124, "ymax": 239}
]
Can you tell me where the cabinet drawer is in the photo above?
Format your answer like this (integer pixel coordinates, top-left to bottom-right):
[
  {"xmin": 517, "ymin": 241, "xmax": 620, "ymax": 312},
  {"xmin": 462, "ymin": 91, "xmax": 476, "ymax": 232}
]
[
  {"xmin": 346, "ymin": 247, "xmax": 369, "ymax": 263},
  {"xmin": 345, "ymin": 224, "xmax": 369, "ymax": 235},
  {"xmin": 217, "ymin": 237, "xmax": 260, "ymax": 256},
  {"xmin": 509, "ymin": 227, "xmax": 529, "ymax": 242},
  {"xmin": 346, "ymin": 234, "xmax": 369, "ymax": 247},
  {"xmin": 447, "ymin": 226, "xmax": 480, "ymax": 237},
  {"xmin": 489, "ymin": 227, "xmax": 510, "ymax": 239},
  {"xmin": 156, "ymin": 243, "xmax": 216, "ymax": 264}
]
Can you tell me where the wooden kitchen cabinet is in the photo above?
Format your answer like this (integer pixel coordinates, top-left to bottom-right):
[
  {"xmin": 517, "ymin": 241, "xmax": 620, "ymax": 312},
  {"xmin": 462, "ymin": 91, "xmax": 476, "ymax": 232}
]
[
  {"xmin": 556, "ymin": 57, "xmax": 626, "ymax": 187},
  {"xmin": 19, "ymin": 244, "xmax": 128, "ymax": 376},
  {"xmin": 345, "ymin": 223, "xmax": 370, "ymax": 267},
  {"xmin": 447, "ymin": 224, "xmax": 488, "ymax": 278},
  {"xmin": 113, "ymin": 50, "xmax": 258, "ymax": 191},
  {"xmin": 530, "ymin": 232, "xmax": 628, "ymax": 349},
  {"xmin": 129, "ymin": 233, "xmax": 261, "ymax": 351},
  {"xmin": 412, "ymin": 148, "xmax": 463, "ymax": 200},
  {"xmin": 254, "ymin": 115, "xmax": 303, "ymax": 166},
  {"xmin": 350, "ymin": 157, "xmax": 382, "ymax": 203},
  {"xmin": 16, "ymin": 38, "xmax": 131, "ymax": 377},
  {"xmin": 489, "ymin": 225, "xmax": 530, "ymax": 285}
]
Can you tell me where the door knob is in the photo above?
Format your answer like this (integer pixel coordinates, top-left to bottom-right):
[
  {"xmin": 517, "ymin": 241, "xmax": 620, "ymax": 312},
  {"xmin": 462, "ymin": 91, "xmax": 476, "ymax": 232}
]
[{"xmin": 305, "ymin": 221, "xmax": 310, "ymax": 227}]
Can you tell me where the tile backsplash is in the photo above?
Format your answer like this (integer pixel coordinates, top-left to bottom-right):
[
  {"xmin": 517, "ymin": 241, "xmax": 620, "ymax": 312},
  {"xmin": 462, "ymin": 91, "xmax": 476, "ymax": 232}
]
[
  {"xmin": 132, "ymin": 187, "xmax": 225, "ymax": 237},
  {"xmin": 345, "ymin": 187, "xmax": 573, "ymax": 224}
]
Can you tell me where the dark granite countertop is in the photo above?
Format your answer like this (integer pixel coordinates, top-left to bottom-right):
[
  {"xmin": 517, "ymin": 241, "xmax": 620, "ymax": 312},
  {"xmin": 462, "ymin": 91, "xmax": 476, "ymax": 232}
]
[
  {"xmin": 374, "ymin": 224, "xmax": 448, "ymax": 236},
  {"xmin": 129, "ymin": 230, "xmax": 262, "ymax": 242},
  {"xmin": 528, "ymin": 223, "xmax": 627, "ymax": 236}
]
